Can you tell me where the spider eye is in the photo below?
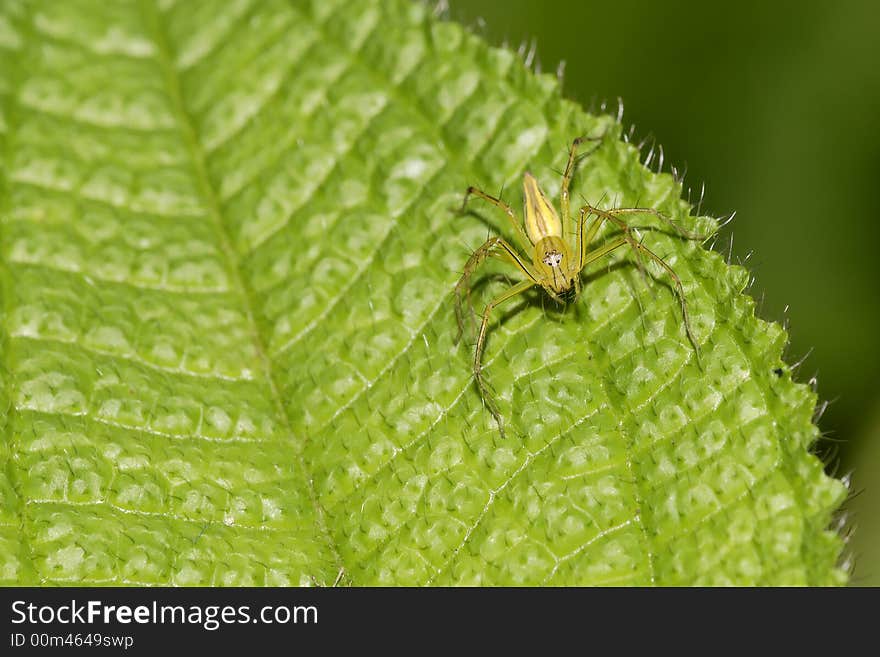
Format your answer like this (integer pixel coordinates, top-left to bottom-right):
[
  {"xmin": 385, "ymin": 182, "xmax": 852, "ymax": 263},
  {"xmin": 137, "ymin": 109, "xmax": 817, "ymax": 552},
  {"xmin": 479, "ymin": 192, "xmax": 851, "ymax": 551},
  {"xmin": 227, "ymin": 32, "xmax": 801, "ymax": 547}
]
[{"xmin": 542, "ymin": 250, "xmax": 564, "ymax": 267}]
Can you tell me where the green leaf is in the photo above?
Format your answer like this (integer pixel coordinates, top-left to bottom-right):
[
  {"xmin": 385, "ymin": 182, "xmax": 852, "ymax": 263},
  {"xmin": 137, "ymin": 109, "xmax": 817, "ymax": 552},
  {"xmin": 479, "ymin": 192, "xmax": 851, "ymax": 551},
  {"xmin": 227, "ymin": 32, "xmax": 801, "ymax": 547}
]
[{"xmin": 0, "ymin": 0, "xmax": 846, "ymax": 585}]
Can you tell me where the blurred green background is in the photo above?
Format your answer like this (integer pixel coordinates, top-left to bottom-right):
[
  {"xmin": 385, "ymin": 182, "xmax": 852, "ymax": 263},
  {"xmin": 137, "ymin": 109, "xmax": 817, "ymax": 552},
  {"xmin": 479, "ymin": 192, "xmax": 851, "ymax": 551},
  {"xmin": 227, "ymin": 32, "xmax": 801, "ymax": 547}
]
[{"xmin": 453, "ymin": 0, "xmax": 880, "ymax": 584}]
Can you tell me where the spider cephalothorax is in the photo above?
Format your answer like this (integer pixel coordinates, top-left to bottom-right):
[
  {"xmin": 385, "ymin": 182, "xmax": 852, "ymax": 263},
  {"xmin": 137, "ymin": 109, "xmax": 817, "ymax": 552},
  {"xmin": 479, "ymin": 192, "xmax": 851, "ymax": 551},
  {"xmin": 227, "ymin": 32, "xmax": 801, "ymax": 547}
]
[{"xmin": 534, "ymin": 237, "xmax": 574, "ymax": 296}]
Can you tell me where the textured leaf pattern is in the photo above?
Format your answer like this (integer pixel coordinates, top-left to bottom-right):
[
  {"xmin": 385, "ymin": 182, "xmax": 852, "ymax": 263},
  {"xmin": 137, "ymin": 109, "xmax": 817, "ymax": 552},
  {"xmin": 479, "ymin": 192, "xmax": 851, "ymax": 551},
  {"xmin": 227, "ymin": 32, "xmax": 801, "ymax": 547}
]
[{"xmin": 0, "ymin": 0, "xmax": 846, "ymax": 585}]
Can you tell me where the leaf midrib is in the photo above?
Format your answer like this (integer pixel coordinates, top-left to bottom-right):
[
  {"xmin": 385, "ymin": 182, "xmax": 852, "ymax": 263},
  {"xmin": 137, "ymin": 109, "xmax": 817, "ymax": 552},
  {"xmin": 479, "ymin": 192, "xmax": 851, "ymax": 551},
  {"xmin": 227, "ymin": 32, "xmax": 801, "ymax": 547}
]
[{"xmin": 138, "ymin": 0, "xmax": 346, "ymax": 579}]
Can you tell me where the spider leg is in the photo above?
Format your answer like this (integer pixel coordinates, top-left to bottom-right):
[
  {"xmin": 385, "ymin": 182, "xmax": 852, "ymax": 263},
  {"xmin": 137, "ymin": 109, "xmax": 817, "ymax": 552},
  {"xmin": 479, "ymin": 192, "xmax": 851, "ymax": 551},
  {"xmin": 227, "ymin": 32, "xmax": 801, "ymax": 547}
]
[
  {"xmin": 473, "ymin": 279, "xmax": 535, "ymax": 438},
  {"xmin": 577, "ymin": 205, "xmax": 652, "ymax": 289},
  {"xmin": 454, "ymin": 236, "xmax": 539, "ymax": 344},
  {"xmin": 460, "ymin": 186, "xmax": 532, "ymax": 252},
  {"xmin": 560, "ymin": 133, "xmax": 605, "ymax": 231},
  {"xmin": 580, "ymin": 233, "xmax": 701, "ymax": 364},
  {"xmin": 578, "ymin": 203, "xmax": 706, "ymax": 307},
  {"xmin": 590, "ymin": 205, "xmax": 706, "ymax": 241}
]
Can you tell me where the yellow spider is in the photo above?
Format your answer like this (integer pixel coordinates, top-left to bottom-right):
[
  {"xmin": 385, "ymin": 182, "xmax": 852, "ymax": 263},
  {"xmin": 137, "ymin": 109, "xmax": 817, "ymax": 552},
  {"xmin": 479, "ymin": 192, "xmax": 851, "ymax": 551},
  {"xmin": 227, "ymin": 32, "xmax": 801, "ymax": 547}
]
[{"xmin": 455, "ymin": 135, "xmax": 704, "ymax": 437}]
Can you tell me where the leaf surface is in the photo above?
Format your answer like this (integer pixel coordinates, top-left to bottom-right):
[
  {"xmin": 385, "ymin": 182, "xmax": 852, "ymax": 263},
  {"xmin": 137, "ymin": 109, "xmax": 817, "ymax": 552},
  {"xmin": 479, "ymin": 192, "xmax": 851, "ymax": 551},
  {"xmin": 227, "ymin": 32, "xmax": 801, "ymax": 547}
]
[{"xmin": 0, "ymin": 0, "xmax": 846, "ymax": 585}]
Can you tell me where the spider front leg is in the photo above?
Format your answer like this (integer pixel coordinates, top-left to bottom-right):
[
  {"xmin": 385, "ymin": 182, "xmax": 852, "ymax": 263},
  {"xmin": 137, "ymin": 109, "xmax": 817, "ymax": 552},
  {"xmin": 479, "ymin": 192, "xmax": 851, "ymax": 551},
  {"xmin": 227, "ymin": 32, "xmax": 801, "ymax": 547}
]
[
  {"xmin": 460, "ymin": 186, "xmax": 532, "ymax": 252},
  {"xmin": 578, "ymin": 202, "xmax": 706, "ymax": 290},
  {"xmin": 454, "ymin": 236, "xmax": 536, "ymax": 343},
  {"xmin": 454, "ymin": 237, "xmax": 538, "ymax": 437},
  {"xmin": 576, "ymin": 205, "xmax": 702, "ymax": 363},
  {"xmin": 577, "ymin": 203, "xmax": 652, "ymax": 288},
  {"xmin": 581, "ymin": 204, "xmax": 706, "ymax": 243}
]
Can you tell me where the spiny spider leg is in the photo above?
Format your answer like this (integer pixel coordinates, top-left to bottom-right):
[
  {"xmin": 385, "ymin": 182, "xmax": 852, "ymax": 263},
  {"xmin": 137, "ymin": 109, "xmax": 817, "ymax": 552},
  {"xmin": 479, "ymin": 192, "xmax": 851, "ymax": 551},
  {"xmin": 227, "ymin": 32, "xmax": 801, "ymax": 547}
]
[
  {"xmin": 560, "ymin": 134, "xmax": 605, "ymax": 228},
  {"xmin": 577, "ymin": 210, "xmax": 702, "ymax": 363},
  {"xmin": 454, "ymin": 236, "xmax": 538, "ymax": 344},
  {"xmin": 578, "ymin": 204, "xmax": 652, "ymax": 289},
  {"xmin": 578, "ymin": 204, "xmax": 706, "ymax": 292},
  {"xmin": 473, "ymin": 279, "xmax": 535, "ymax": 438},
  {"xmin": 589, "ymin": 205, "xmax": 707, "ymax": 241},
  {"xmin": 460, "ymin": 187, "xmax": 532, "ymax": 252}
]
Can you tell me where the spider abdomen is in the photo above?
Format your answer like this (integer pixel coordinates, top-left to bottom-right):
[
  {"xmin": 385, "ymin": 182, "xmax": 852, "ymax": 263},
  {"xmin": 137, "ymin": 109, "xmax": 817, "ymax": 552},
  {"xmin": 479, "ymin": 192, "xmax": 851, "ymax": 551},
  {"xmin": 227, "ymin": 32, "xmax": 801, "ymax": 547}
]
[{"xmin": 523, "ymin": 172, "xmax": 562, "ymax": 243}]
